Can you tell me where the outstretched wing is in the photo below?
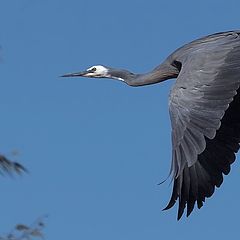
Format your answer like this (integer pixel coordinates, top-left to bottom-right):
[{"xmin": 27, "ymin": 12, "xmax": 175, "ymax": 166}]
[{"xmin": 165, "ymin": 31, "xmax": 240, "ymax": 219}]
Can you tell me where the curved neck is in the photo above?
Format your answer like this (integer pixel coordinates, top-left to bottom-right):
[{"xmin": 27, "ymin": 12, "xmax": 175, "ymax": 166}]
[{"xmin": 124, "ymin": 64, "xmax": 179, "ymax": 87}]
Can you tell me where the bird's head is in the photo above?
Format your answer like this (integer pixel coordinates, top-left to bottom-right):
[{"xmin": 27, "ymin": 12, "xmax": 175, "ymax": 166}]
[
  {"xmin": 61, "ymin": 64, "xmax": 139, "ymax": 84},
  {"xmin": 61, "ymin": 65, "xmax": 110, "ymax": 78}
]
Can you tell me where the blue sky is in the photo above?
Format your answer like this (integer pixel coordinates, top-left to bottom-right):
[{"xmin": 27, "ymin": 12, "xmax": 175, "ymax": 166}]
[{"xmin": 0, "ymin": 0, "xmax": 239, "ymax": 239}]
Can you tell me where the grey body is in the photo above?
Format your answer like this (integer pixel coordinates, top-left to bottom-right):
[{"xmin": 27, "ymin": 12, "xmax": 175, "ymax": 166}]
[{"xmin": 62, "ymin": 30, "xmax": 240, "ymax": 220}]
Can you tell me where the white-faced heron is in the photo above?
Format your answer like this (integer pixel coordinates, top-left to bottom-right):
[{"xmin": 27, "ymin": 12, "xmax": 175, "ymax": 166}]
[{"xmin": 62, "ymin": 30, "xmax": 240, "ymax": 220}]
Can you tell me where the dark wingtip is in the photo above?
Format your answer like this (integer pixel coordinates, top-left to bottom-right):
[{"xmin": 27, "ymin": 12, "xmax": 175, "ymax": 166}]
[
  {"xmin": 162, "ymin": 200, "xmax": 176, "ymax": 211},
  {"xmin": 177, "ymin": 212, "xmax": 183, "ymax": 221},
  {"xmin": 197, "ymin": 200, "xmax": 203, "ymax": 209},
  {"xmin": 162, "ymin": 179, "xmax": 179, "ymax": 211},
  {"xmin": 178, "ymin": 201, "xmax": 187, "ymax": 220},
  {"xmin": 157, "ymin": 178, "xmax": 168, "ymax": 186},
  {"xmin": 162, "ymin": 202, "xmax": 184, "ymax": 221},
  {"xmin": 186, "ymin": 201, "xmax": 195, "ymax": 217}
]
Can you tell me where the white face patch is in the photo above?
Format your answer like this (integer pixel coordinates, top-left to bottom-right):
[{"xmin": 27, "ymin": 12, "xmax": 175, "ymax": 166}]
[{"xmin": 85, "ymin": 65, "xmax": 109, "ymax": 77}]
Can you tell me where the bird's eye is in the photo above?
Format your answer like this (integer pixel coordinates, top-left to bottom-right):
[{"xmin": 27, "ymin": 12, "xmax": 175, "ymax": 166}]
[{"xmin": 91, "ymin": 67, "xmax": 97, "ymax": 72}]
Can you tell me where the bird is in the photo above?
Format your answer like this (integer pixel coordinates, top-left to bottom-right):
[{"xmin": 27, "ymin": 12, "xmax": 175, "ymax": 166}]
[{"xmin": 61, "ymin": 30, "xmax": 240, "ymax": 220}]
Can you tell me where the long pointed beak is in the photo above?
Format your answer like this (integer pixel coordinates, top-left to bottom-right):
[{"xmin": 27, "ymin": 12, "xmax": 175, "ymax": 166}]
[{"xmin": 60, "ymin": 70, "xmax": 89, "ymax": 78}]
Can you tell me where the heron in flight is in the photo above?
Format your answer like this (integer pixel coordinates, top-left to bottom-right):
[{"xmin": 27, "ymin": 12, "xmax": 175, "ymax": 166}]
[{"xmin": 62, "ymin": 30, "xmax": 240, "ymax": 220}]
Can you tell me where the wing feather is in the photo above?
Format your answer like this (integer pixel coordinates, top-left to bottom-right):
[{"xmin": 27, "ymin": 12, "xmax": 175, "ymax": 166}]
[{"xmin": 165, "ymin": 31, "xmax": 240, "ymax": 219}]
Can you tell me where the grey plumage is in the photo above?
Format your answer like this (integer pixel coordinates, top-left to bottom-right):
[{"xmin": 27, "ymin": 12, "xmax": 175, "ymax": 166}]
[{"xmin": 62, "ymin": 30, "xmax": 240, "ymax": 220}]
